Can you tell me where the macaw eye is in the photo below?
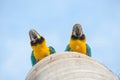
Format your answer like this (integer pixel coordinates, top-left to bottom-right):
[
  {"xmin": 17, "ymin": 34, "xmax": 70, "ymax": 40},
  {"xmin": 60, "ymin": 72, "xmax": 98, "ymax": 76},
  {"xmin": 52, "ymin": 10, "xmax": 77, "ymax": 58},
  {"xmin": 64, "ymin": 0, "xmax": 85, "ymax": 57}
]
[{"xmin": 79, "ymin": 34, "xmax": 85, "ymax": 40}]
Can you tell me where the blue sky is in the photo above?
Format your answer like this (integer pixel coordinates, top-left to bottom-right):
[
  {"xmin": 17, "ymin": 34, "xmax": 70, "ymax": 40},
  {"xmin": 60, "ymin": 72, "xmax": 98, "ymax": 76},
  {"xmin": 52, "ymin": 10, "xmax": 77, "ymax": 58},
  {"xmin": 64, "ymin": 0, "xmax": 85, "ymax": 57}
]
[{"xmin": 0, "ymin": 0, "xmax": 120, "ymax": 80}]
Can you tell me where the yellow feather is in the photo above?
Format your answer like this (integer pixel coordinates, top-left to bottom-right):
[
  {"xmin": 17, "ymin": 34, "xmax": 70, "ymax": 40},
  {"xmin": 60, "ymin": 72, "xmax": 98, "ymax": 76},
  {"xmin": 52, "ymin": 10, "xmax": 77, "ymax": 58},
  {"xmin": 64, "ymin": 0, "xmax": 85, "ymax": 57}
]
[
  {"xmin": 31, "ymin": 40, "xmax": 50, "ymax": 60},
  {"xmin": 70, "ymin": 38, "xmax": 87, "ymax": 55}
]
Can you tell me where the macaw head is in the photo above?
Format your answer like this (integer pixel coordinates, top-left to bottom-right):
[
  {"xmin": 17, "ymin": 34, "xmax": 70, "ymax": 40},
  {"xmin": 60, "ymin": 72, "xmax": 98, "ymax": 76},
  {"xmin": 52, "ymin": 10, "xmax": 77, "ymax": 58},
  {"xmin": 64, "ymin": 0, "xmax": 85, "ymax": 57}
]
[
  {"xmin": 29, "ymin": 29, "xmax": 45, "ymax": 46},
  {"xmin": 71, "ymin": 24, "xmax": 85, "ymax": 40}
]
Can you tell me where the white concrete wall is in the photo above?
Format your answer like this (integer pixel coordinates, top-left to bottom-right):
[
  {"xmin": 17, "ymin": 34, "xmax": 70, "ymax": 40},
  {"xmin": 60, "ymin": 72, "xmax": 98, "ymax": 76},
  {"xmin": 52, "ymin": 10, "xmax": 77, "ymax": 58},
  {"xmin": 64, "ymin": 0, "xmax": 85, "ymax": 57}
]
[{"xmin": 26, "ymin": 52, "xmax": 117, "ymax": 80}]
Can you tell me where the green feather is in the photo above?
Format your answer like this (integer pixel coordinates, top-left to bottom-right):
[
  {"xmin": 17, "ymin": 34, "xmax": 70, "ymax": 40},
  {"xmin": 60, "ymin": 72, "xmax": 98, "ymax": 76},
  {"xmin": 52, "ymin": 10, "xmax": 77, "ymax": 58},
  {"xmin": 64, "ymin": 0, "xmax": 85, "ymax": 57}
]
[
  {"xmin": 86, "ymin": 44, "xmax": 91, "ymax": 57},
  {"xmin": 49, "ymin": 46, "xmax": 56, "ymax": 54},
  {"xmin": 31, "ymin": 51, "xmax": 36, "ymax": 66},
  {"xmin": 65, "ymin": 44, "xmax": 70, "ymax": 51}
]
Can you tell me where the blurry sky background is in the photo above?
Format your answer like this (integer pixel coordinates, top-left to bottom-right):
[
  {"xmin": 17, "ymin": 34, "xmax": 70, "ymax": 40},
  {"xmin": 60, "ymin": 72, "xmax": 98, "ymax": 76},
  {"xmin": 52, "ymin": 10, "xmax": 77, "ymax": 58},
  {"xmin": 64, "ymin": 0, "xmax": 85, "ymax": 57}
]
[{"xmin": 0, "ymin": 0, "xmax": 120, "ymax": 80}]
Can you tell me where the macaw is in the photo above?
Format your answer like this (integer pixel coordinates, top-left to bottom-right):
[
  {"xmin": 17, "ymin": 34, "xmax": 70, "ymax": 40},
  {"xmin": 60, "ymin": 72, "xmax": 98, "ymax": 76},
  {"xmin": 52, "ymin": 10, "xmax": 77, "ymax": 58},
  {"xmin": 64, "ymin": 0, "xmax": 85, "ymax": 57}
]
[
  {"xmin": 65, "ymin": 24, "xmax": 91, "ymax": 57},
  {"xmin": 29, "ymin": 29, "xmax": 56, "ymax": 66}
]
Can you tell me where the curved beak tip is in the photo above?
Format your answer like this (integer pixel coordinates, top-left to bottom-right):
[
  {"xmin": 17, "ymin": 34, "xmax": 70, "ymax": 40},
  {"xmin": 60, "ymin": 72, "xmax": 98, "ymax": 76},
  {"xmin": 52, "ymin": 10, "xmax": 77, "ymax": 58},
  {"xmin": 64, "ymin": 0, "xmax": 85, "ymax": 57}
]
[
  {"xmin": 29, "ymin": 29, "xmax": 41, "ymax": 41},
  {"xmin": 72, "ymin": 24, "xmax": 83, "ymax": 37}
]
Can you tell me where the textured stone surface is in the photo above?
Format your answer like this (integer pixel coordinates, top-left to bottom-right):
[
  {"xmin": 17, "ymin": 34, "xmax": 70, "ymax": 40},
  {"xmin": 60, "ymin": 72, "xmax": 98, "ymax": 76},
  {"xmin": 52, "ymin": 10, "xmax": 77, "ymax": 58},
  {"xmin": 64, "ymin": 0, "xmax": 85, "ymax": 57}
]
[{"xmin": 26, "ymin": 52, "xmax": 117, "ymax": 80}]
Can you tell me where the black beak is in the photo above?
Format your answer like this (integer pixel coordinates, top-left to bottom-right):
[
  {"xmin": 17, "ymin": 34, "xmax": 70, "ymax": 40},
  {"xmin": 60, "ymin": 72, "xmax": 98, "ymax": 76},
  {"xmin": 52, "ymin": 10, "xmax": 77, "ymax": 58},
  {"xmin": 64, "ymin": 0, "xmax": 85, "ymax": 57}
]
[
  {"xmin": 29, "ymin": 29, "xmax": 44, "ymax": 45},
  {"xmin": 72, "ymin": 24, "xmax": 83, "ymax": 38}
]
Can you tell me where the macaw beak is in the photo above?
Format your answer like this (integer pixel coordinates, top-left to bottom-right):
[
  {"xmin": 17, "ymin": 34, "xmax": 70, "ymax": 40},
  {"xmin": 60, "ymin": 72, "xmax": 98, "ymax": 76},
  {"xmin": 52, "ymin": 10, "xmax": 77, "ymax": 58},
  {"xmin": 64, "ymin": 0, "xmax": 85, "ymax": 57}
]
[
  {"xmin": 72, "ymin": 24, "xmax": 83, "ymax": 38},
  {"xmin": 29, "ymin": 29, "xmax": 44, "ymax": 46},
  {"xmin": 29, "ymin": 29, "xmax": 41, "ymax": 41}
]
